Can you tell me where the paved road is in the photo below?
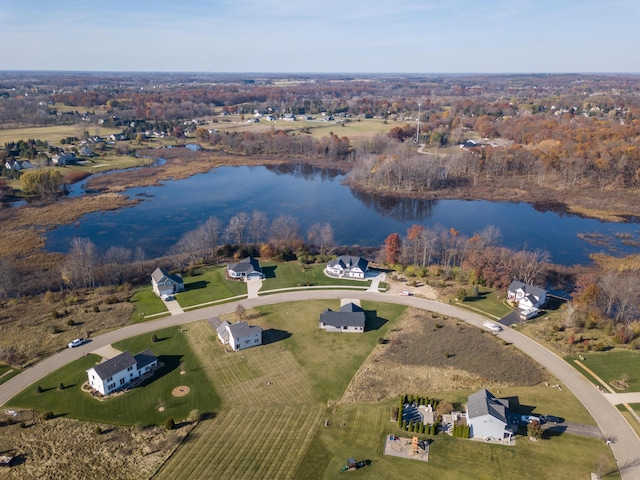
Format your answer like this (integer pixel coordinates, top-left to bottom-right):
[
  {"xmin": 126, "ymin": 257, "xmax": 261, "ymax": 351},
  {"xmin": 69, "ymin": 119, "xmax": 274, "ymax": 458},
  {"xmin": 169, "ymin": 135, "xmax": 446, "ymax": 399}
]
[{"xmin": 1, "ymin": 290, "xmax": 639, "ymax": 478}]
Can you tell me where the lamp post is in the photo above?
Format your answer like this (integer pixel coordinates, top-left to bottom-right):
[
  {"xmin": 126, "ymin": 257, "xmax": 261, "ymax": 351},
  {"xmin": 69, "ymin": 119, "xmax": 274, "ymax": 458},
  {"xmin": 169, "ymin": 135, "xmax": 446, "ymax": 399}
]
[{"xmin": 416, "ymin": 102, "xmax": 421, "ymax": 143}]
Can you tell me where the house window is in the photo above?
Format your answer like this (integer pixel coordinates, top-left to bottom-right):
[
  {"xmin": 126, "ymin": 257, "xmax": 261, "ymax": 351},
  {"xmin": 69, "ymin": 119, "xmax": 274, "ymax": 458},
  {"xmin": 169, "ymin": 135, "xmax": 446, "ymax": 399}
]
[
  {"xmin": 245, "ymin": 340, "xmax": 250, "ymax": 344},
  {"xmin": 343, "ymin": 326, "xmax": 348, "ymax": 330},
  {"xmin": 108, "ymin": 383, "xmax": 116, "ymax": 391},
  {"xmin": 130, "ymin": 373, "xmax": 134, "ymax": 377},
  {"xmin": 127, "ymin": 366, "xmax": 133, "ymax": 371},
  {"xmin": 120, "ymin": 378, "xmax": 126, "ymax": 385},
  {"xmin": 107, "ymin": 376, "xmax": 112, "ymax": 382},
  {"xmin": 255, "ymin": 339, "xmax": 259, "ymax": 343}
]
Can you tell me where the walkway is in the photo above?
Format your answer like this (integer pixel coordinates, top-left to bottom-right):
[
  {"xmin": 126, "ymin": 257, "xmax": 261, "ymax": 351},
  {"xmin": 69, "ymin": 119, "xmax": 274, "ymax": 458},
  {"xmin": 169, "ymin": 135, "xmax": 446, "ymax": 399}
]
[{"xmin": 1, "ymin": 290, "xmax": 639, "ymax": 478}]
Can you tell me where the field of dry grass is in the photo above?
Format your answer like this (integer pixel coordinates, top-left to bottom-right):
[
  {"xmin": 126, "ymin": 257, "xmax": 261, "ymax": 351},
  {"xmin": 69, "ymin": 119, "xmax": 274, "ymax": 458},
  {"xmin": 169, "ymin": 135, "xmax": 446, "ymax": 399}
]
[
  {"xmin": 341, "ymin": 308, "xmax": 548, "ymax": 403},
  {"xmin": 0, "ymin": 287, "xmax": 133, "ymax": 368},
  {"xmin": 0, "ymin": 410, "xmax": 192, "ymax": 480}
]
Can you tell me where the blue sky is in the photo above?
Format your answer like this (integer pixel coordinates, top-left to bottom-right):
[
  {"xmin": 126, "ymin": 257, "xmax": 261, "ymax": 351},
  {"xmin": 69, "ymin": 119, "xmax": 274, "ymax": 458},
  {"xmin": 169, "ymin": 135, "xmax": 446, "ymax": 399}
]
[{"xmin": 1, "ymin": 0, "xmax": 639, "ymax": 73}]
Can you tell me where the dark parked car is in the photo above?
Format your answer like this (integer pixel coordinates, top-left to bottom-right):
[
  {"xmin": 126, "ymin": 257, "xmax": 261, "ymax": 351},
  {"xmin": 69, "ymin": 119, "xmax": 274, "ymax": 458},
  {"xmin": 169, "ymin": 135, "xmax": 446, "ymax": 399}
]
[{"xmin": 541, "ymin": 415, "xmax": 563, "ymax": 424}]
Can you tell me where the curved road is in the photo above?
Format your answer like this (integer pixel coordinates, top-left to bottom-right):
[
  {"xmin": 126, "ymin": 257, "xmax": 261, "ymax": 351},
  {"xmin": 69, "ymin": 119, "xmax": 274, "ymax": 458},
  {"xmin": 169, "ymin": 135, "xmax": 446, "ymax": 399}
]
[{"xmin": 1, "ymin": 290, "xmax": 639, "ymax": 478}]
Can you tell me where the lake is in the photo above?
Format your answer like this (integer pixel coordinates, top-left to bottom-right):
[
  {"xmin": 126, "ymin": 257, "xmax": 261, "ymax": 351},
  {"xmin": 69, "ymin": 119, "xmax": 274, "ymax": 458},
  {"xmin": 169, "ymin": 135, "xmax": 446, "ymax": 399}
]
[{"xmin": 45, "ymin": 164, "xmax": 640, "ymax": 265}]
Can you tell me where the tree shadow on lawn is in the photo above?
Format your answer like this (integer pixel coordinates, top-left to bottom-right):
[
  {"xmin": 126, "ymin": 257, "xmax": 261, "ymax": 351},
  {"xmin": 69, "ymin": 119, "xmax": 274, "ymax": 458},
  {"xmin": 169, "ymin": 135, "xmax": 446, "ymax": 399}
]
[
  {"xmin": 139, "ymin": 355, "xmax": 183, "ymax": 387},
  {"xmin": 365, "ymin": 311, "xmax": 387, "ymax": 332},
  {"xmin": 185, "ymin": 280, "xmax": 209, "ymax": 291},
  {"xmin": 262, "ymin": 265, "xmax": 277, "ymax": 279},
  {"xmin": 262, "ymin": 328, "xmax": 292, "ymax": 345},
  {"xmin": 462, "ymin": 291, "xmax": 490, "ymax": 303}
]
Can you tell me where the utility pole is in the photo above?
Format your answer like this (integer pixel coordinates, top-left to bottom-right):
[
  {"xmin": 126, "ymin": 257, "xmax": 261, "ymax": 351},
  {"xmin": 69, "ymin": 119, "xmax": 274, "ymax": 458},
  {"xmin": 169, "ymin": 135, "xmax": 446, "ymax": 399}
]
[{"xmin": 416, "ymin": 102, "xmax": 421, "ymax": 143}]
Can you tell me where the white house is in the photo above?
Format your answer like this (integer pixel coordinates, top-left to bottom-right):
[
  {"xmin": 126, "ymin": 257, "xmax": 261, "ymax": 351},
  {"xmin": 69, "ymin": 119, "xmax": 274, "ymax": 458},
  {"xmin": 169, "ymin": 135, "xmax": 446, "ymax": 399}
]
[
  {"xmin": 86, "ymin": 349, "xmax": 157, "ymax": 395},
  {"xmin": 216, "ymin": 321, "xmax": 263, "ymax": 351},
  {"xmin": 51, "ymin": 152, "xmax": 78, "ymax": 166},
  {"xmin": 4, "ymin": 159, "xmax": 33, "ymax": 171},
  {"xmin": 326, "ymin": 255, "xmax": 369, "ymax": 279},
  {"xmin": 227, "ymin": 257, "xmax": 264, "ymax": 281},
  {"xmin": 319, "ymin": 302, "xmax": 366, "ymax": 333},
  {"xmin": 466, "ymin": 389, "xmax": 516, "ymax": 443},
  {"xmin": 507, "ymin": 281, "xmax": 547, "ymax": 309},
  {"xmin": 151, "ymin": 267, "xmax": 185, "ymax": 297}
]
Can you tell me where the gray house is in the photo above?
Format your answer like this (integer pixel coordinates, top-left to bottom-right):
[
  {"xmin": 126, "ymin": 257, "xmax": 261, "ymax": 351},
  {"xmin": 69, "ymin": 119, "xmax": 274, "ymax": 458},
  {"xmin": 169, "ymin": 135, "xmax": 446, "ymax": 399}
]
[
  {"xmin": 507, "ymin": 281, "xmax": 547, "ymax": 309},
  {"xmin": 466, "ymin": 389, "xmax": 516, "ymax": 443},
  {"xmin": 227, "ymin": 257, "xmax": 264, "ymax": 281},
  {"xmin": 326, "ymin": 255, "xmax": 369, "ymax": 279},
  {"xmin": 319, "ymin": 302, "xmax": 366, "ymax": 333},
  {"xmin": 151, "ymin": 267, "xmax": 185, "ymax": 297}
]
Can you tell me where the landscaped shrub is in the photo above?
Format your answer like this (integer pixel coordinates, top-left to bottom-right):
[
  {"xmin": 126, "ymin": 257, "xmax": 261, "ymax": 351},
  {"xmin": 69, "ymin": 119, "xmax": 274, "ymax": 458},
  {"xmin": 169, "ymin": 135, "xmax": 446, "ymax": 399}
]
[
  {"xmin": 391, "ymin": 407, "xmax": 399, "ymax": 422},
  {"xmin": 165, "ymin": 417, "xmax": 175, "ymax": 430},
  {"xmin": 43, "ymin": 411, "xmax": 54, "ymax": 420},
  {"xmin": 67, "ymin": 319, "xmax": 75, "ymax": 326},
  {"xmin": 95, "ymin": 426, "xmax": 102, "ymax": 435},
  {"xmin": 151, "ymin": 333, "xmax": 158, "ymax": 343},
  {"xmin": 51, "ymin": 310, "xmax": 60, "ymax": 320},
  {"xmin": 401, "ymin": 420, "xmax": 406, "ymax": 430},
  {"xmin": 57, "ymin": 382, "xmax": 64, "ymax": 391},
  {"xmin": 408, "ymin": 420, "xmax": 413, "ymax": 432},
  {"xmin": 36, "ymin": 385, "xmax": 43, "ymax": 394}
]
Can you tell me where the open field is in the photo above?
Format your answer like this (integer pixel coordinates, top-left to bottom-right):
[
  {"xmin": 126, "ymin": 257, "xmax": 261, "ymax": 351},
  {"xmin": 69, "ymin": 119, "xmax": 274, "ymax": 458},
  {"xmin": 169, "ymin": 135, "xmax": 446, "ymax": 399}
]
[
  {"xmin": 7, "ymin": 325, "xmax": 221, "ymax": 426},
  {"xmin": 0, "ymin": 125, "xmax": 121, "ymax": 144},
  {"xmin": 129, "ymin": 289, "xmax": 170, "ymax": 321},
  {"xmin": 0, "ymin": 412, "xmax": 193, "ymax": 480},
  {"xmin": 457, "ymin": 287, "xmax": 514, "ymax": 318},
  {"xmin": 568, "ymin": 351, "xmax": 640, "ymax": 392}
]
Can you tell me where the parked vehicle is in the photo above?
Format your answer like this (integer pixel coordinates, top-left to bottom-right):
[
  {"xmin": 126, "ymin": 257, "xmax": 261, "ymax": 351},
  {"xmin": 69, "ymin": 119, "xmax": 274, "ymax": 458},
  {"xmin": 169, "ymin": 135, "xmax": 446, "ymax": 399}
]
[
  {"xmin": 68, "ymin": 338, "xmax": 86, "ymax": 348},
  {"xmin": 483, "ymin": 321, "xmax": 502, "ymax": 332},
  {"xmin": 521, "ymin": 415, "xmax": 542, "ymax": 424},
  {"xmin": 399, "ymin": 291, "xmax": 411, "ymax": 296},
  {"xmin": 541, "ymin": 415, "xmax": 563, "ymax": 424}
]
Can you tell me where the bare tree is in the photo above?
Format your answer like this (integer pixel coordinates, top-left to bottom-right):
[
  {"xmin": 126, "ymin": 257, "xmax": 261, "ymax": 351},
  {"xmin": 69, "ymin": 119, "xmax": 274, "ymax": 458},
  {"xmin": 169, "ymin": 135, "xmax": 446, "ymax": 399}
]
[
  {"xmin": 476, "ymin": 225, "xmax": 502, "ymax": 248},
  {"xmin": 199, "ymin": 216, "xmax": 221, "ymax": 258},
  {"xmin": 513, "ymin": 249, "xmax": 551, "ymax": 285},
  {"xmin": 248, "ymin": 210, "xmax": 268, "ymax": 245},
  {"xmin": 61, "ymin": 237, "xmax": 98, "ymax": 289},
  {"xmin": 307, "ymin": 223, "xmax": 335, "ymax": 255},
  {"xmin": 269, "ymin": 215, "xmax": 300, "ymax": 249},
  {"xmin": 134, "ymin": 246, "xmax": 146, "ymax": 276},
  {"xmin": 103, "ymin": 246, "xmax": 132, "ymax": 285},
  {"xmin": 225, "ymin": 212, "xmax": 249, "ymax": 246}
]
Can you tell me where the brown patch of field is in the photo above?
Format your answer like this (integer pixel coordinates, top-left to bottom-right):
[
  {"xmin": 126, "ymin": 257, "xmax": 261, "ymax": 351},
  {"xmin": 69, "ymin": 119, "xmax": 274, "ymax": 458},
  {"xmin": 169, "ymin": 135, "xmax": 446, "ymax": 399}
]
[
  {"xmin": 0, "ymin": 288, "xmax": 133, "ymax": 368},
  {"xmin": 172, "ymin": 386, "xmax": 190, "ymax": 397},
  {"xmin": 0, "ymin": 410, "xmax": 193, "ymax": 480},
  {"xmin": 341, "ymin": 308, "xmax": 548, "ymax": 403}
]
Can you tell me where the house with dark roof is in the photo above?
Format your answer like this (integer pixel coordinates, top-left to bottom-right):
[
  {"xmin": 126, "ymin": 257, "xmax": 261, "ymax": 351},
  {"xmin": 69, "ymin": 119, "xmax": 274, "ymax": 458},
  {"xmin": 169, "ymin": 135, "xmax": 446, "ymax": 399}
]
[
  {"xmin": 151, "ymin": 267, "xmax": 185, "ymax": 297},
  {"xmin": 216, "ymin": 320, "xmax": 263, "ymax": 351},
  {"xmin": 319, "ymin": 302, "xmax": 367, "ymax": 333},
  {"xmin": 326, "ymin": 255, "xmax": 369, "ymax": 279},
  {"xmin": 227, "ymin": 257, "xmax": 264, "ymax": 281},
  {"xmin": 86, "ymin": 349, "xmax": 158, "ymax": 395},
  {"xmin": 507, "ymin": 281, "xmax": 547, "ymax": 309},
  {"xmin": 466, "ymin": 389, "xmax": 517, "ymax": 443}
]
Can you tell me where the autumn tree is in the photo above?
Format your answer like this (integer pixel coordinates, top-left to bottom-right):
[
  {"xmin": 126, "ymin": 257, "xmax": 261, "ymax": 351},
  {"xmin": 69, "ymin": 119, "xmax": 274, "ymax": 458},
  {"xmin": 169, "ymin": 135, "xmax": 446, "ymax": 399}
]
[
  {"xmin": 269, "ymin": 215, "xmax": 300, "ymax": 250},
  {"xmin": 385, "ymin": 233, "xmax": 402, "ymax": 264},
  {"xmin": 20, "ymin": 169, "xmax": 64, "ymax": 197},
  {"xmin": 307, "ymin": 223, "xmax": 335, "ymax": 256}
]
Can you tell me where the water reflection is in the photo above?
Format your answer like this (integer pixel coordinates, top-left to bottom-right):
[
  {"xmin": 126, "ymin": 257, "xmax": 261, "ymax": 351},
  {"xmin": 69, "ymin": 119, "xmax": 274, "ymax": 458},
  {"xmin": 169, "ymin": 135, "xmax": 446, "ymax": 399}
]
[
  {"xmin": 351, "ymin": 189, "xmax": 437, "ymax": 222},
  {"xmin": 265, "ymin": 163, "xmax": 342, "ymax": 181}
]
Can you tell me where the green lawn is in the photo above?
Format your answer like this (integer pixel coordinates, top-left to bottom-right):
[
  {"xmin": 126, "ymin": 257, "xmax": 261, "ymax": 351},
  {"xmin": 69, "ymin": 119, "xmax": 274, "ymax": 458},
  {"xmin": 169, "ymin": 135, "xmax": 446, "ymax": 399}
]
[
  {"xmin": 178, "ymin": 266, "xmax": 247, "ymax": 307},
  {"xmin": 0, "ymin": 364, "xmax": 20, "ymax": 386},
  {"xmin": 457, "ymin": 287, "xmax": 513, "ymax": 319},
  {"xmin": 8, "ymin": 326, "xmax": 221, "ymax": 426},
  {"xmin": 567, "ymin": 350, "xmax": 640, "ymax": 392},
  {"xmin": 297, "ymin": 401, "xmax": 618, "ymax": 480},
  {"xmin": 129, "ymin": 289, "xmax": 169, "ymax": 321},
  {"xmin": 261, "ymin": 262, "xmax": 368, "ymax": 291}
]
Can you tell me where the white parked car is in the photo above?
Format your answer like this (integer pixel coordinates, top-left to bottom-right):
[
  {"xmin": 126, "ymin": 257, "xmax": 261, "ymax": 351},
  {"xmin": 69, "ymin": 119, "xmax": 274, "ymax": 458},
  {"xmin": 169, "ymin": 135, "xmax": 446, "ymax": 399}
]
[
  {"xmin": 68, "ymin": 338, "xmax": 86, "ymax": 348},
  {"xmin": 399, "ymin": 291, "xmax": 411, "ymax": 296}
]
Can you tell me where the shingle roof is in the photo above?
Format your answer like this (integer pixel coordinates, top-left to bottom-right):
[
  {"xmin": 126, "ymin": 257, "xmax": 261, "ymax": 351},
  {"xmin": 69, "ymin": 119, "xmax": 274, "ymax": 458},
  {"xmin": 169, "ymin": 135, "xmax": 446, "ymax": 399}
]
[
  {"xmin": 227, "ymin": 321, "xmax": 262, "ymax": 338},
  {"xmin": 507, "ymin": 280, "xmax": 546, "ymax": 299},
  {"xmin": 91, "ymin": 351, "xmax": 137, "ymax": 380},
  {"xmin": 467, "ymin": 389, "xmax": 508, "ymax": 424},
  {"xmin": 319, "ymin": 303, "xmax": 366, "ymax": 328},
  {"xmin": 327, "ymin": 255, "xmax": 368, "ymax": 272},
  {"xmin": 151, "ymin": 267, "xmax": 183, "ymax": 285},
  {"xmin": 134, "ymin": 349, "xmax": 157, "ymax": 369},
  {"xmin": 228, "ymin": 257, "xmax": 262, "ymax": 275}
]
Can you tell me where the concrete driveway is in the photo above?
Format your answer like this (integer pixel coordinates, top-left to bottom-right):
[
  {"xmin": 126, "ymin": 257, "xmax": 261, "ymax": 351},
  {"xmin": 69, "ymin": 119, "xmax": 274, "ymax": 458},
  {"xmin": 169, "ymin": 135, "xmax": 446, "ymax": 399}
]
[{"xmin": 1, "ymin": 290, "xmax": 639, "ymax": 478}]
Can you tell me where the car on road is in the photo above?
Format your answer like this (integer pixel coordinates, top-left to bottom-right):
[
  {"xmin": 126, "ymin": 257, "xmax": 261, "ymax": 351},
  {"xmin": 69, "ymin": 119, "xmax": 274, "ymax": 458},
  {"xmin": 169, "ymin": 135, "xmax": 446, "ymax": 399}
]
[
  {"xmin": 399, "ymin": 291, "xmax": 411, "ymax": 296},
  {"xmin": 541, "ymin": 415, "xmax": 563, "ymax": 424},
  {"xmin": 68, "ymin": 338, "xmax": 86, "ymax": 348},
  {"xmin": 483, "ymin": 321, "xmax": 502, "ymax": 332}
]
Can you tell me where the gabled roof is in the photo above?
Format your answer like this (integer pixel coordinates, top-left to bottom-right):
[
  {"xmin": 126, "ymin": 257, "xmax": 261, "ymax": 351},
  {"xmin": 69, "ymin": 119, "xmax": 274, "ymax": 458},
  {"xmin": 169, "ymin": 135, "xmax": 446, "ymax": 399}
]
[
  {"xmin": 90, "ymin": 351, "xmax": 137, "ymax": 380},
  {"xmin": 227, "ymin": 321, "xmax": 262, "ymax": 338},
  {"xmin": 216, "ymin": 320, "xmax": 231, "ymax": 342},
  {"xmin": 151, "ymin": 267, "xmax": 183, "ymax": 285},
  {"xmin": 134, "ymin": 349, "xmax": 157, "ymax": 370},
  {"xmin": 507, "ymin": 280, "xmax": 546, "ymax": 298},
  {"xmin": 228, "ymin": 257, "xmax": 262, "ymax": 275},
  {"xmin": 319, "ymin": 303, "xmax": 366, "ymax": 328},
  {"xmin": 467, "ymin": 389, "xmax": 509, "ymax": 424},
  {"xmin": 327, "ymin": 255, "xmax": 368, "ymax": 272}
]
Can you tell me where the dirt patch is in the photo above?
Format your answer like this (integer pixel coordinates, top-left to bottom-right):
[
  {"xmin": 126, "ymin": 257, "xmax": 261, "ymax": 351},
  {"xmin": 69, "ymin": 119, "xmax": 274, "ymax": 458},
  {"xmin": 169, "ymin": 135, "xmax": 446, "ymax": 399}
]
[
  {"xmin": 385, "ymin": 277, "xmax": 439, "ymax": 300},
  {"xmin": 0, "ymin": 410, "xmax": 194, "ymax": 480},
  {"xmin": 172, "ymin": 386, "xmax": 190, "ymax": 397},
  {"xmin": 611, "ymin": 380, "xmax": 629, "ymax": 390},
  {"xmin": 341, "ymin": 308, "xmax": 548, "ymax": 403}
]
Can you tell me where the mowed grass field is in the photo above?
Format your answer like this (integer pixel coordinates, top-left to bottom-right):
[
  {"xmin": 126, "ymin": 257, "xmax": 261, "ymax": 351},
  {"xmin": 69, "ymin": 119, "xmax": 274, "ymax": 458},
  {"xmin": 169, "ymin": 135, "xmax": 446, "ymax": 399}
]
[
  {"xmin": 568, "ymin": 350, "xmax": 640, "ymax": 391},
  {"xmin": 0, "ymin": 125, "xmax": 121, "ymax": 144},
  {"xmin": 260, "ymin": 262, "xmax": 369, "ymax": 291},
  {"xmin": 179, "ymin": 266, "xmax": 248, "ymax": 308},
  {"xmin": 156, "ymin": 301, "xmax": 617, "ymax": 479}
]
